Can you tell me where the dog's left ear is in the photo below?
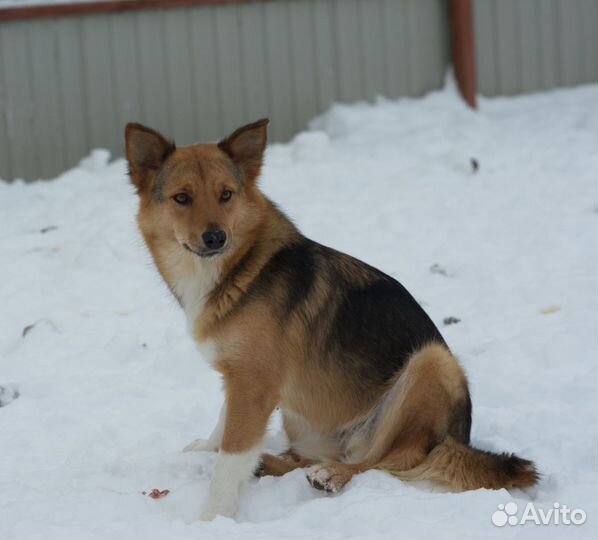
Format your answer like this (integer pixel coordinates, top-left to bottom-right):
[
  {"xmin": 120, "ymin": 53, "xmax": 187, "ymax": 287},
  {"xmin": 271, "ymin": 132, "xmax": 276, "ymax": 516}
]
[
  {"xmin": 218, "ymin": 118, "xmax": 269, "ymax": 182},
  {"xmin": 125, "ymin": 122, "xmax": 175, "ymax": 192}
]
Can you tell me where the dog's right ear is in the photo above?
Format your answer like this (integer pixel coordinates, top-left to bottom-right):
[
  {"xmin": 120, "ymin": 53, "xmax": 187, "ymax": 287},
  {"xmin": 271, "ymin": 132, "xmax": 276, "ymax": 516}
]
[
  {"xmin": 125, "ymin": 123, "xmax": 175, "ymax": 192},
  {"xmin": 218, "ymin": 118, "xmax": 269, "ymax": 184}
]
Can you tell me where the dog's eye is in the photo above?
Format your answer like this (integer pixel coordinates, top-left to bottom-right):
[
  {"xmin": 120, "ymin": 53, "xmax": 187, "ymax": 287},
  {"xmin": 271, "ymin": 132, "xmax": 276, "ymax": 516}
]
[
  {"xmin": 173, "ymin": 193, "xmax": 192, "ymax": 206},
  {"xmin": 220, "ymin": 190, "xmax": 232, "ymax": 202}
]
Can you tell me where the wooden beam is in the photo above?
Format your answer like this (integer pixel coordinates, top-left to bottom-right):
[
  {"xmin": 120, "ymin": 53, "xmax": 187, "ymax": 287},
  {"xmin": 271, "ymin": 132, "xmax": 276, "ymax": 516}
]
[
  {"xmin": 450, "ymin": 0, "xmax": 477, "ymax": 108},
  {"xmin": 0, "ymin": 0, "xmax": 267, "ymax": 22}
]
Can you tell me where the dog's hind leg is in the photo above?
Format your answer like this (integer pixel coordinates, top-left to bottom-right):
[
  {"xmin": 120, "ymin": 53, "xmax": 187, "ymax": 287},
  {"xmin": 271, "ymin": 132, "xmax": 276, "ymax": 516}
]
[
  {"xmin": 304, "ymin": 343, "xmax": 470, "ymax": 494},
  {"xmin": 368, "ymin": 343, "xmax": 470, "ymax": 473},
  {"xmin": 369, "ymin": 346, "xmax": 536, "ymax": 491}
]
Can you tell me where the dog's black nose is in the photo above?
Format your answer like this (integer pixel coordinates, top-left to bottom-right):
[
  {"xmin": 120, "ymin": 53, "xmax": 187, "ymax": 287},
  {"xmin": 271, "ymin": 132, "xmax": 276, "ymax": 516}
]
[{"xmin": 202, "ymin": 230, "xmax": 227, "ymax": 250}]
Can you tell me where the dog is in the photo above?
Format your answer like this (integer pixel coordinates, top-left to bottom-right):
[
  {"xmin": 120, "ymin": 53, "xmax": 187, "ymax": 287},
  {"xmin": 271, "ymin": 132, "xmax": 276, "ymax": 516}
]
[{"xmin": 125, "ymin": 118, "xmax": 537, "ymax": 521}]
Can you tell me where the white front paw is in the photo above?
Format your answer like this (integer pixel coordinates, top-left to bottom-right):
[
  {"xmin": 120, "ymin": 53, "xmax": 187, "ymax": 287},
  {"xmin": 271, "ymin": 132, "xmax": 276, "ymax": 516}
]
[
  {"xmin": 200, "ymin": 498, "xmax": 237, "ymax": 521},
  {"xmin": 199, "ymin": 507, "xmax": 218, "ymax": 521},
  {"xmin": 183, "ymin": 438, "xmax": 218, "ymax": 453}
]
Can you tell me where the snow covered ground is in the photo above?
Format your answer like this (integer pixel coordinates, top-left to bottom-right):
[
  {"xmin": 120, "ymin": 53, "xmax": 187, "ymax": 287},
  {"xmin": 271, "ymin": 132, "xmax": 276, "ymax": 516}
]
[{"xmin": 0, "ymin": 82, "xmax": 596, "ymax": 539}]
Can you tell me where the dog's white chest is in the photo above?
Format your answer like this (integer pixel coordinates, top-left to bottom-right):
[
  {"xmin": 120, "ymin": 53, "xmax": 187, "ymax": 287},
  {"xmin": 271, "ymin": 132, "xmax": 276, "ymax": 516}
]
[
  {"xmin": 173, "ymin": 263, "xmax": 219, "ymax": 330},
  {"xmin": 172, "ymin": 260, "xmax": 220, "ymax": 366}
]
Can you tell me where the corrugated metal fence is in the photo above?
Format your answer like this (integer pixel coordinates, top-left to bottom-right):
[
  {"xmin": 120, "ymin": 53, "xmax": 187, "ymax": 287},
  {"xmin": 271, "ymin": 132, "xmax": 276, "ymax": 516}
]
[
  {"xmin": 474, "ymin": 0, "xmax": 598, "ymax": 95},
  {"xmin": 0, "ymin": 0, "xmax": 449, "ymax": 181},
  {"xmin": 1, "ymin": 0, "xmax": 597, "ymax": 181}
]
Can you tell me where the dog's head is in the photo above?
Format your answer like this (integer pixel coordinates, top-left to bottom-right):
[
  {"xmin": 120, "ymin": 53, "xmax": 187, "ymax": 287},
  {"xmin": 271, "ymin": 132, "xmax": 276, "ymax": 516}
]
[{"xmin": 125, "ymin": 119, "xmax": 269, "ymax": 261}]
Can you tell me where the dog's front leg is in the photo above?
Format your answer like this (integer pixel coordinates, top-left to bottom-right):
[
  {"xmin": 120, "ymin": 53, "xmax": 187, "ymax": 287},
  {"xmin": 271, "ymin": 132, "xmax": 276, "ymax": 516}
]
[{"xmin": 200, "ymin": 370, "xmax": 278, "ymax": 521}]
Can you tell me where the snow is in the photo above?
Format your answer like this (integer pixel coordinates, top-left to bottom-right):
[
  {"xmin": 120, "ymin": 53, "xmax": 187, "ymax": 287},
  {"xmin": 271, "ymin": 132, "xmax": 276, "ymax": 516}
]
[{"xmin": 1, "ymin": 81, "xmax": 597, "ymax": 539}]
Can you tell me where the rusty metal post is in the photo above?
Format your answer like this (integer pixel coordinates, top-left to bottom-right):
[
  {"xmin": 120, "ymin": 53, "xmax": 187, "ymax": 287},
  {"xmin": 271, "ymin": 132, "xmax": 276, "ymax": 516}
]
[{"xmin": 450, "ymin": 0, "xmax": 477, "ymax": 108}]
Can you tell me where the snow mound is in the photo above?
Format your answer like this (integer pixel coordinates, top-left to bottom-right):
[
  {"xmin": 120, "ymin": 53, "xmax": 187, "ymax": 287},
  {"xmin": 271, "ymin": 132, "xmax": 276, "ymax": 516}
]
[{"xmin": 1, "ymin": 83, "xmax": 596, "ymax": 539}]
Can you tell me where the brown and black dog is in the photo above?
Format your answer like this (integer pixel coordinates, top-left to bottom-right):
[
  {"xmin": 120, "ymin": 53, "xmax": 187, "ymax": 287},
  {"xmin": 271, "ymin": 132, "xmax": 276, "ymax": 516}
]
[{"xmin": 125, "ymin": 118, "xmax": 537, "ymax": 520}]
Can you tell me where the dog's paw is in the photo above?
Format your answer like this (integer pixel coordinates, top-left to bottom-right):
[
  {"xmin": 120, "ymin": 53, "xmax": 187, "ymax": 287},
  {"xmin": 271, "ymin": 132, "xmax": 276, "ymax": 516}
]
[
  {"xmin": 306, "ymin": 465, "xmax": 338, "ymax": 493},
  {"xmin": 199, "ymin": 507, "xmax": 219, "ymax": 521},
  {"xmin": 183, "ymin": 438, "xmax": 218, "ymax": 453},
  {"xmin": 305, "ymin": 464, "xmax": 353, "ymax": 494},
  {"xmin": 199, "ymin": 499, "xmax": 236, "ymax": 521},
  {"xmin": 254, "ymin": 452, "xmax": 303, "ymax": 478}
]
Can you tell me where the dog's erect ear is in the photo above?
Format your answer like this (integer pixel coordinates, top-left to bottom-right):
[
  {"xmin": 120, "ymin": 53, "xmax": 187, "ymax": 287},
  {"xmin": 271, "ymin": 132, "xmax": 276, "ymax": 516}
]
[
  {"xmin": 218, "ymin": 118, "xmax": 269, "ymax": 183},
  {"xmin": 125, "ymin": 123, "xmax": 175, "ymax": 191}
]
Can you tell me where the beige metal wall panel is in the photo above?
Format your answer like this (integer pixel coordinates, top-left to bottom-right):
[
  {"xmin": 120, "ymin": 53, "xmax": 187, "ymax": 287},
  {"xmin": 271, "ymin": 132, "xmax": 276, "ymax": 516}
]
[
  {"xmin": 0, "ymin": 0, "xmax": 449, "ymax": 181},
  {"xmin": 474, "ymin": 0, "xmax": 598, "ymax": 96}
]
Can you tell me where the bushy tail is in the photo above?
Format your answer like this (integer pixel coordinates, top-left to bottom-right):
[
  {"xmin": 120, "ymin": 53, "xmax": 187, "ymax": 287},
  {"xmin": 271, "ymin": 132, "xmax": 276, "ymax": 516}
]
[{"xmin": 380, "ymin": 437, "xmax": 538, "ymax": 491}]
